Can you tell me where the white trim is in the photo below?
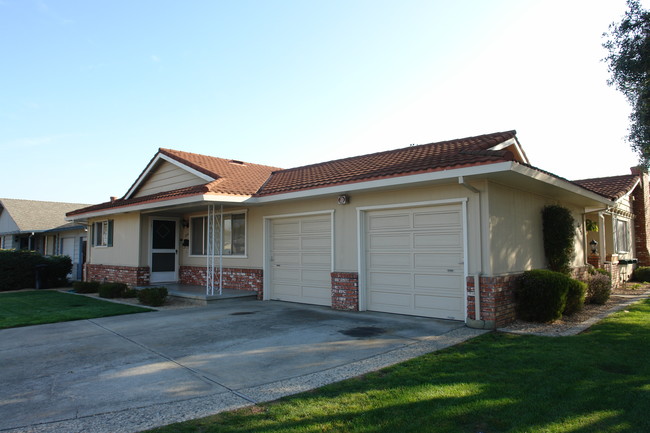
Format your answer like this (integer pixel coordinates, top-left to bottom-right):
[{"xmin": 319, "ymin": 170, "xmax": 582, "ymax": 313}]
[
  {"xmin": 461, "ymin": 200, "xmax": 469, "ymax": 321},
  {"xmin": 68, "ymin": 160, "xmax": 616, "ymax": 221},
  {"xmin": 356, "ymin": 198, "xmax": 468, "ymax": 317},
  {"xmin": 124, "ymin": 153, "xmax": 216, "ymax": 200},
  {"xmin": 511, "ymin": 164, "xmax": 614, "ymax": 205},
  {"xmin": 488, "ymin": 137, "xmax": 529, "ymax": 165},
  {"xmin": 263, "ymin": 210, "xmax": 335, "ymax": 303}
]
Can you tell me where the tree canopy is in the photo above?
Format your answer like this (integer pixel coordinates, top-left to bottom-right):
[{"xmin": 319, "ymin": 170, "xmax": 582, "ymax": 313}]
[{"xmin": 603, "ymin": 0, "xmax": 650, "ymax": 167}]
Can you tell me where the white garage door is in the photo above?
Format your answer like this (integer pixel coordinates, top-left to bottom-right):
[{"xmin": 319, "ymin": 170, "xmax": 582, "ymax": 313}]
[
  {"xmin": 269, "ymin": 214, "xmax": 332, "ymax": 306},
  {"xmin": 365, "ymin": 204, "xmax": 465, "ymax": 320}
]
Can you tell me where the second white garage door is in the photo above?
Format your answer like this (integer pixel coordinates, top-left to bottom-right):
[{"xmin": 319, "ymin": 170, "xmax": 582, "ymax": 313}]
[
  {"xmin": 364, "ymin": 204, "xmax": 465, "ymax": 320},
  {"xmin": 269, "ymin": 214, "xmax": 332, "ymax": 306}
]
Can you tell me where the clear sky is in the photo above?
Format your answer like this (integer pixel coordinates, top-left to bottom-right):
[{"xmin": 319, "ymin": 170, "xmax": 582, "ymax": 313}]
[{"xmin": 0, "ymin": 0, "xmax": 645, "ymax": 204}]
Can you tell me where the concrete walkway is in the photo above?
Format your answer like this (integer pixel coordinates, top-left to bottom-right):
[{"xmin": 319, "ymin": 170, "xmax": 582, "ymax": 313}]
[{"xmin": 0, "ymin": 299, "xmax": 486, "ymax": 433}]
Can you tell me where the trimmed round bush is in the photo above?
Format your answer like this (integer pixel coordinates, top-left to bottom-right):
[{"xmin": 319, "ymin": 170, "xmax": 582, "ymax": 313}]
[
  {"xmin": 587, "ymin": 273, "xmax": 612, "ymax": 305},
  {"xmin": 515, "ymin": 269, "xmax": 571, "ymax": 322},
  {"xmin": 98, "ymin": 282, "xmax": 130, "ymax": 299},
  {"xmin": 564, "ymin": 279, "xmax": 587, "ymax": 316},
  {"xmin": 137, "ymin": 287, "xmax": 168, "ymax": 306},
  {"xmin": 72, "ymin": 281, "xmax": 100, "ymax": 294},
  {"xmin": 632, "ymin": 266, "xmax": 650, "ymax": 282},
  {"xmin": 542, "ymin": 205, "xmax": 576, "ymax": 274}
]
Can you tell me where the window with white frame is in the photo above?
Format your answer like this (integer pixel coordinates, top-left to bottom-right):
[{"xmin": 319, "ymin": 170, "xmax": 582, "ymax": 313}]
[
  {"xmin": 615, "ymin": 218, "xmax": 630, "ymax": 253},
  {"xmin": 190, "ymin": 213, "xmax": 246, "ymax": 256},
  {"xmin": 92, "ymin": 220, "xmax": 113, "ymax": 247}
]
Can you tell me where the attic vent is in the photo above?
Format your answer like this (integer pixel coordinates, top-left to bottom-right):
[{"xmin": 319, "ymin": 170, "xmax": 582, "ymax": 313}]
[{"xmin": 229, "ymin": 160, "xmax": 245, "ymax": 165}]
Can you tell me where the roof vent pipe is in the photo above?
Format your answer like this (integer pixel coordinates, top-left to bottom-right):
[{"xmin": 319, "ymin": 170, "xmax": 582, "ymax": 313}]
[{"xmin": 110, "ymin": 196, "xmax": 117, "ymax": 202}]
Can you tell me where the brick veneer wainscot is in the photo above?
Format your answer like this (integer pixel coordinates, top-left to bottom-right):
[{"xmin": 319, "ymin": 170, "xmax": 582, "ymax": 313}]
[
  {"xmin": 466, "ymin": 275, "xmax": 518, "ymax": 328},
  {"xmin": 331, "ymin": 272, "xmax": 359, "ymax": 311},
  {"xmin": 632, "ymin": 168, "xmax": 650, "ymax": 266},
  {"xmin": 85, "ymin": 264, "xmax": 150, "ymax": 287},
  {"xmin": 179, "ymin": 266, "xmax": 263, "ymax": 298}
]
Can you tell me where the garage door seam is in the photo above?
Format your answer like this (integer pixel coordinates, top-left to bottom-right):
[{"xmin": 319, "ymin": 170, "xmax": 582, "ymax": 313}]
[{"xmin": 87, "ymin": 319, "xmax": 258, "ymax": 404}]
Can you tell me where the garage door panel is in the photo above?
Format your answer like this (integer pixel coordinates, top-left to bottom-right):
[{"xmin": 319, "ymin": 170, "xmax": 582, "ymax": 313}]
[
  {"xmin": 413, "ymin": 210, "xmax": 460, "ymax": 228},
  {"xmin": 272, "ymin": 252, "xmax": 300, "ymax": 265},
  {"xmin": 368, "ymin": 233, "xmax": 411, "ymax": 250},
  {"xmin": 273, "ymin": 221, "xmax": 300, "ymax": 235},
  {"xmin": 413, "ymin": 252, "xmax": 462, "ymax": 268},
  {"xmin": 301, "ymin": 219, "xmax": 331, "ymax": 233},
  {"xmin": 368, "ymin": 271, "xmax": 411, "ymax": 289},
  {"xmin": 368, "ymin": 213, "xmax": 411, "ymax": 231},
  {"xmin": 368, "ymin": 252, "xmax": 411, "ymax": 268},
  {"xmin": 301, "ymin": 236, "xmax": 330, "ymax": 250},
  {"xmin": 270, "ymin": 215, "xmax": 332, "ymax": 307},
  {"xmin": 369, "ymin": 291, "xmax": 412, "ymax": 308},
  {"xmin": 365, "ymin": 204, "xmax": 464, "ymax": 320},
  {"xmin": 414, "ymin": 273, "xmax": 462, "ymax": 290},
  {"xmin": 413, "ymin": 232, "xmax": 462, "ymax": 248},
  {"xmin": 301, "ymin": 252, "xmax": 331, "ymax": 266},
  {"xmin": 272, "ymin": 238, "xmax": 300, "ymax": 251}
]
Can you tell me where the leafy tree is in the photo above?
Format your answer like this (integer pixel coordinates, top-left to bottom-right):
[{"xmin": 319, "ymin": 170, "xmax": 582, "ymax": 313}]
[{"xmin": 603, "ymin": 0, "xmax": 650, "ymax": 167}]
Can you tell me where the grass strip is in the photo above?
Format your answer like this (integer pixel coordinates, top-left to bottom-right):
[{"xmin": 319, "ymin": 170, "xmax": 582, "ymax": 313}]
[
  {"xmin": 146, "ymin": 299, "xmax": 650, "ymax": 433},
  {"xmin": 0, "ymin": 290, "xmax": 151, "ymax": 329}
]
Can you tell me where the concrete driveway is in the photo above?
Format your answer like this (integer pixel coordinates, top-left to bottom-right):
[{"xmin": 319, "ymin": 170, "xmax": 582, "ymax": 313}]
[{"xmin": 0, "ymin": 298, "xmax": 484, "ymax": 433}]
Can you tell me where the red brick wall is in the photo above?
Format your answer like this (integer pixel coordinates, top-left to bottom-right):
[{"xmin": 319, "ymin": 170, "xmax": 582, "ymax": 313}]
[
  {"xmin": 466, "ymin": 275, "xmax": 518, "ymax": 327},
  {"xmin": 631, "ymin": 168, "xmax": 650, "ymax": 266},
  {"xmin": 331, "ymin": 272, "xmax": 359, "ymax": 311},
  {"xmin": 179, "ymin": 266, "xmax": 263, "ymax": 298},
  {"xmin": 86, "ymin": 264, "xmax": 150, "ymax": 287}
]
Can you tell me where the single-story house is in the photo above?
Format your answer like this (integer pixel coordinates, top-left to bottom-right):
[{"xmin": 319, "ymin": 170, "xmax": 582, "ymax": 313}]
[
  {"xmin": 1, "ymin": 198, "xmax": 90, "ymax": 280},
  {"xmin": 66, "ymin": 130, "xmax": 650, "ymax": 328}
]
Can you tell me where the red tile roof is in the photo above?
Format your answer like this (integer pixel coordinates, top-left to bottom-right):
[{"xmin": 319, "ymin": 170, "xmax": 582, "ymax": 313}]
[
  {"xmin": 67, "ymin": 130, "xmax": 555, "ymax": 217},
  {"xmin": 573, "ymin": 174, "xmax": 640, "ymax": 201},
  {"xmin": 256, "ymin": 130, "xmax": 518, "ymax": 195}
]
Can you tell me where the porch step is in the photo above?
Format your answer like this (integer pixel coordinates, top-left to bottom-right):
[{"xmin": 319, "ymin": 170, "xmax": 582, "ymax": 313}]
[{"xmin": 137, "ymin": 283, "xmax": 258, "ymax": 305}]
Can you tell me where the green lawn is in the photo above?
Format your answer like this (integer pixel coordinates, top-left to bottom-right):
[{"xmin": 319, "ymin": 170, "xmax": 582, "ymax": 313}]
[
  {"xmin": 146, "ymin": 299, "xmax": 650, "ymax": 433},
  {"xmin": 0, "ymin": 290, "xmax": 151, "ymax": 329}
]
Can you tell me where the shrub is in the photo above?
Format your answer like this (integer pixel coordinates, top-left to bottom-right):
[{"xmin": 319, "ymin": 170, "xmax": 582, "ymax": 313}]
[
  {"xmin": 587, "ymin": 273, "xmax": 612, "ymax": 305},
  {"xmin": 564, "ymin": 279, "xmax": 587, "ymax": 316},
  {"xmin": 542, "ymin": 205, "xmax": 576, "ymax": 274},
  {"xmin": 137, "ymin": 287, "xmax": 168, "ymax": 306},
  {"xmin": 98, "ymin": 282, "xmax": 130, "ymax": 299},
  {"xmin": 122, "ymin": 288, "xmax": 138, "ymax": 298},
  {"xmin": 515, "ymin": 269, "xmax": 570, "ymax": 322},
  {"xmin": 72, "ymin": 281, "xmax": 100, "ymax": 294},
  {"xmin": 45, "ymin": 255, "xmax": 72, "ymax": 288},
  {"xmin": 632, "ymin": 266, "xmax": 650, "ymax": 282},
  {"xmin": 596, "ymin": 268, "xmax": 611, "ymax": 277}
]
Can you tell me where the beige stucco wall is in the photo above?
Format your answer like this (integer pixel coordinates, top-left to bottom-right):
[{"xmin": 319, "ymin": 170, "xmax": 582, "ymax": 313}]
[
  {"xmin": 88, "ymin": 213, "xmax": 141, "ymax": 266},
  {"xmin": 487, "ymin": 181, "xmax": 587, "ymax": 275},
  {"xmin": 178, "ymin": 181, "xmax": 483, "ymax": 275}
]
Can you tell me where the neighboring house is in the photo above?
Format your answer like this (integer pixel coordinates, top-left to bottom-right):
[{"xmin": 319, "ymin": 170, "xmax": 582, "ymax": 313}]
[
  {"xmin": 66, "ymin": 130, "xmax": 650, "ymax": 328},
  {"xmin": 574, "ymin": 169, "xmax": 650, "ymax": 285},
  {"xmin": 1, "ymin": 198, "xmax": 90, "ymax": 280}
]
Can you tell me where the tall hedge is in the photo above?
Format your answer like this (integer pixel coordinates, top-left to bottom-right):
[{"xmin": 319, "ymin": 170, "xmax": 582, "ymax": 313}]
[
  {"xmin": 542, "ymin": 205, "xmax": 576, "ymax": 274},
  {"xmin": 0, "ymin": 250, "xmax": 72, "ymax": 291}
]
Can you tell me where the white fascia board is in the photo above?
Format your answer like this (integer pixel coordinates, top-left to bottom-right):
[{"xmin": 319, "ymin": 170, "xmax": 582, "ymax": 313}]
[
  {"xmin": 124, "ymin": 153, "xmax": 215, "ymax": 200},
  {"xmin": 65, "ymin": 194, "xmax": 251, "ymax": 221},
  {"xmin": 488, "ymin": 138, "xmax": 530, "ymax": 165},
  {"xmin": 511, "ymin": 164, "xmax": 615, "ymax": 206},
  {"xmin": 252, "ymin": 162, "xmax": 515, "ymax": 203}
]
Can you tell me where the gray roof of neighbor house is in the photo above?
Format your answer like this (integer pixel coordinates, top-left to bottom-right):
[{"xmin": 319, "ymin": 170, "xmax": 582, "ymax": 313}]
[{"xmin": 0, "ymin": 198, "xmax": 90, "ymax": 234}]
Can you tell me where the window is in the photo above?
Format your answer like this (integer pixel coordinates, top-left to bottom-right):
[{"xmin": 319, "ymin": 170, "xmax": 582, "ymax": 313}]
[
  {"xmin": 92, "ymin": 220, "xmax": 113, "ymax": 247},
  {"xmin": 190, "ymin": 213, "xmax": 245, "ymax": 256},
  {"xmin": 615, "ymin": 218, "xmax": 629, "ymax": 253}
]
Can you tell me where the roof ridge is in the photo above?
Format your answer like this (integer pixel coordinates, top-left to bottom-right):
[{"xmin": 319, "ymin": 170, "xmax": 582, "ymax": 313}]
[{"xmin": 273, "ymin": 130, "xmax": 517, "ymax": 174}]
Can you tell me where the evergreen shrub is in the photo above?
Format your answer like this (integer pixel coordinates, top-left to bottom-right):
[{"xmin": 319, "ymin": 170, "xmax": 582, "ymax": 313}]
[{"xmin": 515, "ymin": 269, "xmax": 570, "ymax": 322}]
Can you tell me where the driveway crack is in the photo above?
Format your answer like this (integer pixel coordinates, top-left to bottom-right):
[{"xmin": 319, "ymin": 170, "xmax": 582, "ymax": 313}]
[{"xmin": 87, "ymin": 319, "xmax": 258, "ymax": 404}]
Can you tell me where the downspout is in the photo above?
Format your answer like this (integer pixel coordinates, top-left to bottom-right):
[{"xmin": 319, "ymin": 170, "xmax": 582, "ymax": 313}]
[
  {"xmin": 458, "ymin": 177, "xmax": 488, "ymax": 329},
  {"xmin": 219, "ymin": 204, "xmax": 224, "ymax": 296}
]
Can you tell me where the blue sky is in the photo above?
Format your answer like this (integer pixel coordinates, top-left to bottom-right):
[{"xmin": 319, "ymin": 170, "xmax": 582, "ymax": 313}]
[{"xmin": 0, "ymin": 0, "xmax": 643, "ymax": 204}]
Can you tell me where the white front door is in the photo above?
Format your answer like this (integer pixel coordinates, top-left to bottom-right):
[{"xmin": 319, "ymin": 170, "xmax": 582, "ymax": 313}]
[{"xmin": 150, "ymin": 218, "xmax": 178, "ymax": 283}]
